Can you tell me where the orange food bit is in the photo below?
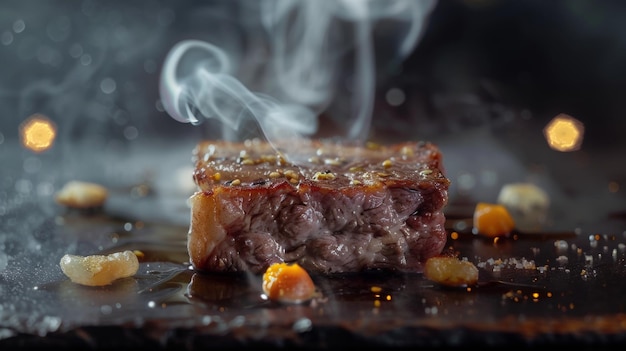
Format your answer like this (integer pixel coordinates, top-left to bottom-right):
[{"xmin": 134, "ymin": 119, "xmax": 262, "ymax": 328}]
[
  {"xmin": 262, "ymin": 262, "xmax": 315, "ymax": 303},
  {"xmin": 424, "ymin": 256, "xmax": 479, "ymax": 287},
  {"xmin": 473, "ymin": 202, "xmax": 515, "ymax": 237}
]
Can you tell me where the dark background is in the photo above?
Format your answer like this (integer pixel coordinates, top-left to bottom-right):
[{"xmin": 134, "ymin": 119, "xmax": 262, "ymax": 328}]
[
  {"xmin": 0, "ymin": 0, "xmax": 624, "ymax": 222},
  {"xmin": 2, "ymin": 0, "xmax": 626, "ymax": 146},
  {"xmin": 391, "ymin": 0, "xmax": 626, "ymax": 147}
]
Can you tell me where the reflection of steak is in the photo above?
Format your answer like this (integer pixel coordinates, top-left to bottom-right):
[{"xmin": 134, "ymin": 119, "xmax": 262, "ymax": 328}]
[{"xmin": 188, "ymin": 139, "xmax": 450, "ymax": 274}]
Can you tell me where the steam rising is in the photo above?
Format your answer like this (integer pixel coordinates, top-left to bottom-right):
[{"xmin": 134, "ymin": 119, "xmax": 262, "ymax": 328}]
[
  {"xmin": 160, "ymin": 0, "xmax": 436, "ymax": 145},
  {"xmin": 160, "ymin": 40, "xmax": 318, "ymax": 143}
]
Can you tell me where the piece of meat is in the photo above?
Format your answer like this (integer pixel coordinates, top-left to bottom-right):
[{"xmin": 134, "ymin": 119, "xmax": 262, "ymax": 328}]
[{"xmin": 188, "ymin": 138, "xmax": 450, "ymax": 274}]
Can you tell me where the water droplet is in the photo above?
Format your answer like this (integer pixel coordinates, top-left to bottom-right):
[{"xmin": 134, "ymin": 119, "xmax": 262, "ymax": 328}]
[
  {"xmin": 457, "ymin": 173, "xmax": 476, "ymax": 191},
  {"xmin": 155, "ymin": 99, "xmax": 165, "ymax": 112},
  {"xmin": 80, "ymin": 54, "xmax": 92, "ymax": 66},
  {"xmin": 1, "ymin": 31, "xmax": 13, "ymax": 46},
  {"xmin": 100, "ymin": 77, "xmax": 117, "ymax": 94},
  {"xmin": 37, "ymin": 46, "xmax": 63, "ymax": 66},
  {"xmin": 100, "ymin": 305, "xmax": 112, "ymax": 315},
  {"xmin": 13, "ymin": 20, "xmax": 26, "ymax": 33},
  {"xmin": 46, "ymin": 16, "xmax": 71, "ymax": 42},
  {"xmin": 385, "ymin": 88, "xmax": 405, "ymax": 106},
  {"xmin": 113, "ymin": 109, "xmax": 129, "ymax": 126},
  {"xmin": 123, "ymin": 126, "xmax": 138, "ymax": 140},
  {"xmin": 15, "ymin": 179, "xmax": 33, "ymax": 194},
  {"xmin": 69, "ymin": 43, "xmax": 83, "ymax": 58}
]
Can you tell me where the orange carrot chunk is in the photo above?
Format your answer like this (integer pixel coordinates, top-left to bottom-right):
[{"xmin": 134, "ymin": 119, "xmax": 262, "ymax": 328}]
[
  {"xmin": 473, "ymin": 202, "xmax": 516, "ymax": 237},
  {"xmin": 262, "ymin": 262, "xmax": 315, "ymax": 303}
]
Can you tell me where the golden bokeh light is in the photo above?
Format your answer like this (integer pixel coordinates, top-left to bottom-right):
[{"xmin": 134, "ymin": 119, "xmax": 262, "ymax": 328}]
[
  {"xmin": 543, "ymin": 114, "xmax": 584, "ymax": 152},
  {"xmin": 19, "ymin": 114, "xmax": 57, "ymax": 152}
]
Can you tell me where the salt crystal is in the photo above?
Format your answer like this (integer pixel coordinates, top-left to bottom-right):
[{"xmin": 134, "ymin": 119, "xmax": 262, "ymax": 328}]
[
  {"xmin": 556, "ymin": 255, "xmax": 568, "ymax": 265},
  {"xmin": 554, "ymin": 240, "xmax": 568, "ymax": 252}
]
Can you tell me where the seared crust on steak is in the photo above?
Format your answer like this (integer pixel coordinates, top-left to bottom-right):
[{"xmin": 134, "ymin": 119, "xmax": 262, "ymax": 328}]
[{"xmin": 189, "ymin": 139, "xmax": 450, "ymax": 274}]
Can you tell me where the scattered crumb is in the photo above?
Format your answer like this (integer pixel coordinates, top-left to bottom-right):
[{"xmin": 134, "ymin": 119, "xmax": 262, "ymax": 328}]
[
  {"xmin": 55, "ymin": 180, "xmax": 108, "ymax": 209},
  {"xmin": 59, "ymin": 250, "xmax": 139, "ymax": 286},
  {"xmin": 424, "ymin": 256, "xmax": 479, "ymax": 288}
]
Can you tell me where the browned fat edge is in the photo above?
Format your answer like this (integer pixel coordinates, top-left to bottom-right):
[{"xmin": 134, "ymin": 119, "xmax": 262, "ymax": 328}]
[{"xmin": 208, "ymin": 179, "xmax": 295, "ymax": 196}]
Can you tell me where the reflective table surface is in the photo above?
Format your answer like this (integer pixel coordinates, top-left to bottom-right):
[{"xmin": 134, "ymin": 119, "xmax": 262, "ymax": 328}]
[{"xmin": 1, "ymin": 137, "xmax": 625, "ymax": 350}]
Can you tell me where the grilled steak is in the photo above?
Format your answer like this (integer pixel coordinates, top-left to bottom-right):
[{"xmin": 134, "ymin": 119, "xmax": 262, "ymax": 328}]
[{"xmin": 188, "ymin": 139, "xmax": 450, "ymax": 274}]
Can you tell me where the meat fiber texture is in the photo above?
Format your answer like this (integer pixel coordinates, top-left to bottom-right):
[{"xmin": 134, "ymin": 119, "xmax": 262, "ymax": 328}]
[{"xmin": 189, "ymin": 139, "xmax": 450, "ymax": 275}]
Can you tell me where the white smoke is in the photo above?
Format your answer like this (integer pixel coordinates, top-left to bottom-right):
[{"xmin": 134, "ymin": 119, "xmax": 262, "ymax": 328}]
[{"xmin": 160, "ymin": 0, "xmax": 437, "ymax": 147}]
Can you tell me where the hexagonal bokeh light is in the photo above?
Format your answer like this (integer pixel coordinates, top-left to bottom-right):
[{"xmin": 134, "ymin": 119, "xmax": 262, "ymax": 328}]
[
  {"xmin": 543, "ymin": 113, "xmax": 584, "ymax": 152},
  {"xmin": 19, "ymin": 114, "xmax": 57, "ymax": 153}
]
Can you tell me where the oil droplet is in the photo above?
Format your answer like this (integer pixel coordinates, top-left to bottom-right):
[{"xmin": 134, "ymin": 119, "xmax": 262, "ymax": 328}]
[{"xmin": 19, "ymin": 114, "xmax": 56, "ymax": 153}]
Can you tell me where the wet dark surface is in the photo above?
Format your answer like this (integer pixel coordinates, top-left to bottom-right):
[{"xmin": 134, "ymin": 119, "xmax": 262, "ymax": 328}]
[{"xmin": 1, "ymin": 140, "xmax": 626, "ymax": 350}]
